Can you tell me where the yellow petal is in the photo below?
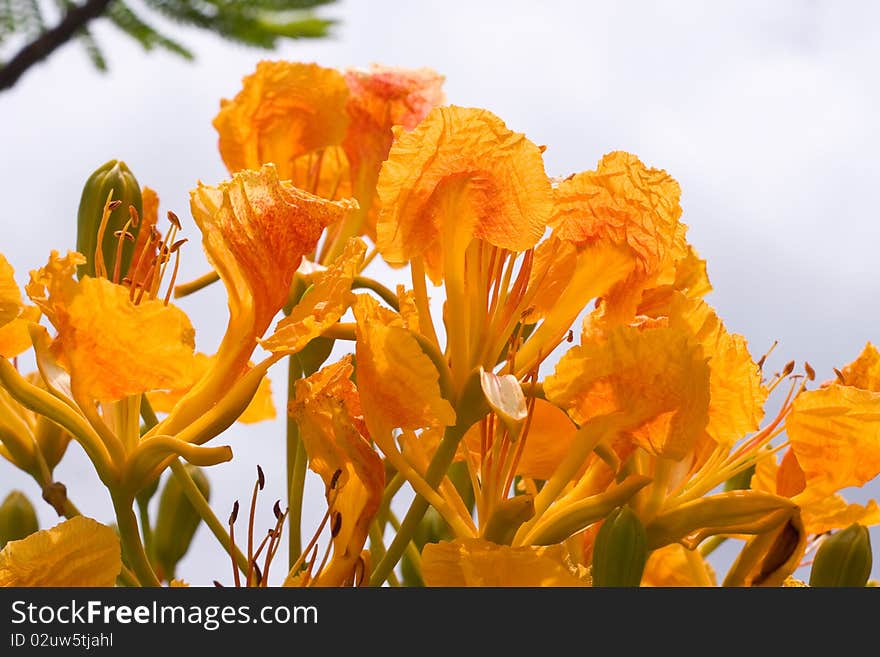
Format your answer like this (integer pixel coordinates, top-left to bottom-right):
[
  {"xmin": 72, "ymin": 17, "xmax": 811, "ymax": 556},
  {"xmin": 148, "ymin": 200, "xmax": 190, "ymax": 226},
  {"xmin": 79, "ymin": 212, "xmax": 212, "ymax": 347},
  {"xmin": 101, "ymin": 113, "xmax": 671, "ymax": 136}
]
[
  {"xmin": 191, "ymin": 164, "xmax": 356, "ymax": 343},
  {"xmin": 261, "ymin": 238, "xmax": 366, "ymax": 354},
  {"xmin": 55, "ymin": 277, "xmax": 196, "ymax": 403},
  {"xmin": 376, "ymin": 106, "xmax": 552, "ymax": 282},
  {"xmin": 668, "ymin": 295, "xmax": 767, "ymax": 447},
  {"xmin": 838, "ymin": 342, "xmax": 880, "ymax": 391},
  {"xmin": 25, "ymin": 250, "xmax": 85, "ymax": 323},
  {"xmin": 147, "ymin": 353, "xmax": 276, "ymax": 424},
  {"xmin": 545, "ymin": 324, "xmax": 710, "ymax": 460},
  {"xmin": 422, "ymin": 538, "xmax": 590, "ymax": 586},
  {"xmin": 641, "ymin": 543, "xmax": 717, "ymax": 587},
  {"xmin": 290, "ymin": 356, "xmax": 384, "ymax": 586},
  {"xmin": 0, "ymin": 516, "xmax": 121, "ymax": 586},
  {"xmin": 353, "ymin": 294, "xmax": 455, "ymax": 435},
  {"xmin": 786, "ymin": 384, "xmax": 880, "ymax": 496},
  {"xmin": 0, "ymin": 306, "xmax": 40, "ymax": 358},
  {"xmin": 213, "ymin": 61, "xmax": 350, "ymax": 180},
  {"xmin": 801, "ymin": 496, "xmax": 880, "ymax": 535},
  {"xmin": 515, "ymin": 399, "xmax": 579, "ymax": 481},
  {"xmin": 0, "ymin": 253, "xmax": 22, "ymax": 327}
]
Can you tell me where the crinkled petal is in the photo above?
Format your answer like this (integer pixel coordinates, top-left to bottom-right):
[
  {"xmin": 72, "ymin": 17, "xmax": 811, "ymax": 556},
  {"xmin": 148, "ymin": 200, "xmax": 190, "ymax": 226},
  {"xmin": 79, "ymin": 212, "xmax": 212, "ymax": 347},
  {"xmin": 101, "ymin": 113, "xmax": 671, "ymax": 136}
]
[
  {"xmin": 261, "ymin": 238, "xmax": 365, "ymax": 354},
  {"xmin": 786, "ymin": 384, "xmax": 880, "ymax": 496},
  {"xmin": 0, "ymin": 516, "xmax": 121, "ymax": 586},
  {"xmin": 214, "ymin": 61, "xmax": 350, "ymax": 180},
  {"xmin": 59, "ymin": 277, "xmax": 196, "ymax": 402},
  {"xmin": 190, "ymin": 164, "xmax": 356, "ymax": 342},
  {"xmin": 25, "ymin": 250, "xmax": 85, "ymax": 322},
  {"xmin": 422, "ymin": 538, "xmax": 590, "ymax": 586},
  {"xmin": 545, "ymin": 324, "xmax": 710, "ymax": 460},
  {"xmin": 353, "ymin": 294, "xmax": 455, "ymax": 435},
  {"xmin": 290, "ymin": 356, "xmax": 384, "ymax": 586},
  {"xmin": 376, "ymin": 106, "xmax": 552, "ymax": 282}
]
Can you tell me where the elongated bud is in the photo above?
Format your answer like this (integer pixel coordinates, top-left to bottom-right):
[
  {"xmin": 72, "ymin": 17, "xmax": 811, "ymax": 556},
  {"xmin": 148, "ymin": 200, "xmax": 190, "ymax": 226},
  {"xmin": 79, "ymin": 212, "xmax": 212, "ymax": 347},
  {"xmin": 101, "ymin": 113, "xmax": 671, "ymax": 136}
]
[
  {"xmin": 153, "ymin": 465, "xmax": 210, "ymax": 580},
  {"xmin": 0, "ymin": 490, "xmax": 39, "ymax": 548},
  {"xmin": 592, "ymin": 506, "xmax": 648, "ymax": 587},
  {"xmin": 809, "ymin": 523, "xmax": 872, "ymax": 587},
  {"xmin": 76, "ymin": 160, "xmax": 143, "ymax": 279}
]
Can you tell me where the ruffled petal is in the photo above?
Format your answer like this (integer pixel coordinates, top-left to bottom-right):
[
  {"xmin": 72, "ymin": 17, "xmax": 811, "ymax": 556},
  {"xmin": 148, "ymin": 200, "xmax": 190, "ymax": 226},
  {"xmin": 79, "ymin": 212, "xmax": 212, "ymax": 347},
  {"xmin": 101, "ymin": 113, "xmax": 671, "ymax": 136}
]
[
  {"xmin": 837, "ymin": 342, "xmax": 880, "ymax": 391},
  {"xmin": 260, "ymin": 238, "xmax": 365, "ymax": 354},
  {"xmin": 353, "ymin": 294, "xmax": 455, "ymax": 435},
  {"xmin": 786, "ymin": 384, "xmax": 880, "ymax": 496},
  {"xmin": 290, "ymin": 356, "xmax": 384, "ymax": 586},
  {"xmin": 376, "ymin": 106, "xmax": 552, "ymax": 282},
  {"xmin": 0, "ymin": 253, "xmax": 22, "ymax": 327},
  {"xmin": 545, "ymin": 324, "xmax": 710, "ymax": 461},
  {"xmin": 213, "ymin": 61, "xmax": 350, "ymax": 180},
  {"xmin": 0, "ymin": 516, "xmax": 121, "ymax": 586}
]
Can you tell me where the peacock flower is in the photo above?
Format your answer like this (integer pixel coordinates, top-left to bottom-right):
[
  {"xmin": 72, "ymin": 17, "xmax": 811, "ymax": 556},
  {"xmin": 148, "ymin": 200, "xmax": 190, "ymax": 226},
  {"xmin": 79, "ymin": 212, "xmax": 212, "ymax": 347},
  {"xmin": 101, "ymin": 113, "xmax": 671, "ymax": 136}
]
[
  {"xmin": 286, "ymin": 356, "xmax": 384, "ymax": 586},
  {"xmin": 0, "ymin": 516, "xmax": 121, "ymax": 586}
]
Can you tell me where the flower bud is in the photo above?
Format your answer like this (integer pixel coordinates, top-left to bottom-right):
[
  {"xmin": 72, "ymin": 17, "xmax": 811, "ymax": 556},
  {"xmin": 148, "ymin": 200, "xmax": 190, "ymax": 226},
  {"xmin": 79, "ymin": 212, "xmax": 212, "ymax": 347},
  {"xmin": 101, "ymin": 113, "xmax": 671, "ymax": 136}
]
[
  {"xmin": 591, "ymin": 506, "xmax": 648, "ymax": 587},
  {"xmin": 152, "ymin": 465, "xmax": 210, "ymax": 580},
  {"xmin": 33, "ymin": 415, "xmax": 71, "ymax": 473},
  {"xmin": 76, "ymin": 159, "xmax": 143, "ymax": 279},
  {"xmin": 809, "ymin": 523, "xmax": 872, "ymax": 587},
  {"xmin": 0, "ymin": 490, "xmax": 39, "ymax": 548}
]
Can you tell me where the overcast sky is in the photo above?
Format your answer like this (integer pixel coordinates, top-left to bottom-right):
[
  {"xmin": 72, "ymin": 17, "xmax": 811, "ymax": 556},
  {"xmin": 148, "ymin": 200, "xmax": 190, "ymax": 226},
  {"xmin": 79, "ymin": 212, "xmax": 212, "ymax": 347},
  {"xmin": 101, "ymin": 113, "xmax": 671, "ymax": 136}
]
[{"xmin": 2, "ymin": 0, "xmax": 879, "ymax": 584}]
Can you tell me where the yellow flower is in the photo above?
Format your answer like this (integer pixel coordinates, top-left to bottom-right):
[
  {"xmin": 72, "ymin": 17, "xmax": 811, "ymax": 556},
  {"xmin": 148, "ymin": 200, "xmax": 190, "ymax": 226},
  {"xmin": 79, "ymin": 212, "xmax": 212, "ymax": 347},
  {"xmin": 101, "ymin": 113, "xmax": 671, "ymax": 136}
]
[
  {"xmin": 0, "ymin": 253, "xmax": 40, "ymax": 358},
  {"xmin": 422, "ymin": 538, "xmax": 590, "ymax": 586},
  {"xmin": 287, "ymin": 356, "xmax": 384, "ymax": 586},
  {"xmin": 0, "ymin": 516, "xmax": 120, "ymax": 586}
]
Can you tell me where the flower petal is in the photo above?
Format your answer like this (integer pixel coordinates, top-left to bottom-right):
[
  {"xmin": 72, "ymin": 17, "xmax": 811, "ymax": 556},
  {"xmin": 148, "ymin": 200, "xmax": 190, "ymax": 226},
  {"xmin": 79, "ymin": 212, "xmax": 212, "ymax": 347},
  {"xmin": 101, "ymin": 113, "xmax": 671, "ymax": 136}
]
[
  {"xmin": 214, "ymin": 61, "xmax": 350, "ymax": 180},
  {"xmin": 838, "ymin": 342, "xmax": 880, "ymax": 391},
  {"xmin": 353, "ymin": 294, "xmax": 455, "ymax": 435},
  {"xmin": 290, "ymin": 355, "xmax": 384, "ymax": 586},
  {"xmin": 260, "ymin": 237, "xmax": 366, "ymax": 354},
  {"xmin": 545, "ymin": 324, "xmax": 710, "ymax": 460},
  {"xmin": 422, "ymin": 538, "xmax": 590, "ymax": 586},
  {"xmin": 641, "ymin": 544, "xmax": 717, "ymax": 587},
  {"xmin": 376, "ymin": 106, "xmax": 552, "ymax": 282},
  {"xmin": 786, "ymin": 384, "xmax": 880, "ymax": 496},
  {"xmin": 0, "ymin": 253, "xmax": 22, "ymax": 327},
  {"xmin": 0, "ymin": 516, "xmax": 121, "ymax": 586},
  {"xmin": 0, "ymin": 306, "xmax": 39, "ymax": 358}
]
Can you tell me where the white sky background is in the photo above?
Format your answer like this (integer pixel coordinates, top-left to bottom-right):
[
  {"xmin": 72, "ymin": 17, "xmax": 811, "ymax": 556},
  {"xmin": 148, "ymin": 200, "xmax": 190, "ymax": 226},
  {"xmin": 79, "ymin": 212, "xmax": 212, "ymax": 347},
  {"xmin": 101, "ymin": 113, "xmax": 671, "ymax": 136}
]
[{"xmin": 2, "ymin": 0, "xmax": 880, "ymax": 584}]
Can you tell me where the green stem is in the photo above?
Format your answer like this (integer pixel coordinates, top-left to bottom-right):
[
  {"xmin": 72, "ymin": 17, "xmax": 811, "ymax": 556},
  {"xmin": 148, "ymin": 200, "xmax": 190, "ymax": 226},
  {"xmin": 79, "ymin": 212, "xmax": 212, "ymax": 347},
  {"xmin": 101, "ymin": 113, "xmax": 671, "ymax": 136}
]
[
  {"xmin": 369, "ymin": 421, "xmax": 469, "ymax": 586},
  {"xmin": 352, "ymin": 276, "xmax": 400, "ymax": 311},
  {"xmin": 112, "ymin": 494, "xmax": 160, "ymax": 587},
  {"xmin": 169, "ymin": 458, "xmax": 249, "ymax": 577},
  {"xmin": 287, "ymin": 356, "xmax": 306, "ymax": 568}
]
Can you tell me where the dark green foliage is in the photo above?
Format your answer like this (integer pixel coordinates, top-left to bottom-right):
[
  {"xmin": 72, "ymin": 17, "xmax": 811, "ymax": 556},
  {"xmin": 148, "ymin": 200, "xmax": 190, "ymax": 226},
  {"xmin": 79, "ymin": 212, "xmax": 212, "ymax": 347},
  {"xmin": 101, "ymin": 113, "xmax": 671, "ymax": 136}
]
[{"xmin": 0, "ymin": 0, "xmax": 336, "ymax": 74}]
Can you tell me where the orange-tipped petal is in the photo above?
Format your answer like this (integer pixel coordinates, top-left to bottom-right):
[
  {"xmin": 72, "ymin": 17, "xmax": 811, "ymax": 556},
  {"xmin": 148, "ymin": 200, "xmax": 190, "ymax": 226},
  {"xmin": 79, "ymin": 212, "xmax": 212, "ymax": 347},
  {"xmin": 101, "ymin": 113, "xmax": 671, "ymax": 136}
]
[
  {"xmin": 422, "ymin": 538, "xmax": 590, "ymax": 586},
  {"xmin": 260, "ymin": 237, "xmax": 366, "ymax": 354},
  {"xmin": 290, "ymin": 356, "xmax": 384, "ymax": 586},
  {"xmin": 213, "ymin": 61, "xmax": 350, "ymax": 180},
  {"xmin": 353, "ymin": 294, "xmax": 455, "ymax": 435},
  {"xmin": 545, "ymin": 323, "xmax": 710, "ymax": 461},
  {"xmin": 786, "ymin": 384, "xmax": 880, "ymax": 497},
  {"xmin": 376, "ymin": 106, "xmax": 552, "ymax": 282},
  {"xmin": 190, "ymin": 164, "xmax": 356, "ymax": 343},
  {"xmin": 0, "ymin": 516, "xmax": 121, "ymax": 586}
]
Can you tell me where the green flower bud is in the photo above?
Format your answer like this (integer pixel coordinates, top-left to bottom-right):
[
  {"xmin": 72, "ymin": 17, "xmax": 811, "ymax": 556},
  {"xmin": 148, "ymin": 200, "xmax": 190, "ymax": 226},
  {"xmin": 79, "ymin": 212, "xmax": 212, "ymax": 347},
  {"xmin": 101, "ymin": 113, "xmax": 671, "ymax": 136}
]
[
  {"xmin": 592, "ymin": 506, "xmax": 648, "ymax": 587},
  {"xmin": 76, "ymin": 159, "xmax": 143, "ymax": 279},
  {"xmin": 809, "ymin": 523, "xmax": 872, "ymax": 587},
  {"xmin": 34, "ymin": 415, "xmax": 71, "ymax": 473},
  {"xmin": 152, "ymin": 465, "xmax": 210, "ymax": 580},
  {"xmin": 0, "ymin": 490, "xmax": 39, "ymax": 548}
]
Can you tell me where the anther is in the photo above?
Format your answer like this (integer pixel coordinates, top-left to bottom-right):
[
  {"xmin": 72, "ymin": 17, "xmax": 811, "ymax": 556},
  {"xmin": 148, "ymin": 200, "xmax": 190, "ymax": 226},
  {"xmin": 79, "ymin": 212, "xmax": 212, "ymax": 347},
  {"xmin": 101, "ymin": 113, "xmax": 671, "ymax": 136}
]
[
  {"xmin": 834, "ymin": 368, "xmax": 846, "ymax": 384},
  {"xmin": 804, "ymin": 362, "xmax": 815, "ymax": 381},
  {"xmin": 213, "ymin": 580, "xmax": 223, "ymax": 587},
  {"xmin": 273, "ymin": 500, "xmax": 282, "ymax": 520},
  {"xmin": 331, "ymin": 511, "xmax": 343, "ymax": 538},
  {"xmin": 113, "ymin": 230, "xmax": 135, "ymax": 241},
  {"xmin": 782, "ymin": 360, "xmax": 795, "ymax": 377},
  {"xmin": 107, "ymin": 200, "xmax": 123, "ymax": 211},
  {"xmin": 330, "ymin": 468, "xmax": 343, "ymax": 490},
  {"xmin": 167, "ymin": 210, "xmax": 181, "ymax": 229},
  {"xmin": 229, "ymin": 500, "xmax": 239, "ymax": 525},
  {"xmin": 257, "ymin": 465, "xmax": 265, "ymax": 490}
]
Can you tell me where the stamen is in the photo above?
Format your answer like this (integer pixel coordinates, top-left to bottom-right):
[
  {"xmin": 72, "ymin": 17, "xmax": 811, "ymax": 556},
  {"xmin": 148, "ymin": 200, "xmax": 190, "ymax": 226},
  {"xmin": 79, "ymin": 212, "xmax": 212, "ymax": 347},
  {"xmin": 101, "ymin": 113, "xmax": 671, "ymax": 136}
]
[
  {"xmin": 93, "ymin": 191, "xmax": 116, "ymax": 279},
  {"xmin": 163, "ymin": 243, "xmax": 186, "ymax": 305},
  {"xmin": 112, "ymin": 217, "xmax": 136, "ymax": 284},
  {"xmin": 228, "ymin": 501, "xmax": 241, "ymax": 588},
  {"xmin": 804, "ymin": 362, "xmax": 815, "ymax": 381},
  {"xmin": 167, "ymin": 210, "xmax": 181, "ymax": 230}
]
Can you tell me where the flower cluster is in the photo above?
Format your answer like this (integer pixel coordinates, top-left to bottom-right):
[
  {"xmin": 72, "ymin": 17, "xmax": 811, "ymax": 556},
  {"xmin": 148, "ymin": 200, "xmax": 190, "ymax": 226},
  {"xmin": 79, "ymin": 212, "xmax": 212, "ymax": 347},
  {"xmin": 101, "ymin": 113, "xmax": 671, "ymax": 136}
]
[{"xmin": 1, "ymin": 61, "xmax": 878, "ymax": 588}]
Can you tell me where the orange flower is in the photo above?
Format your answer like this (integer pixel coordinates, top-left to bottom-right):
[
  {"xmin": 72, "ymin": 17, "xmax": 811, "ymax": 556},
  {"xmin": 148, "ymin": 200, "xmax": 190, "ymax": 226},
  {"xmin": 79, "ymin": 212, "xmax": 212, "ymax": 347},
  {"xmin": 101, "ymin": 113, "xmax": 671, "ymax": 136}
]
[
  {"xmin": 288, "ymin": 356, "xmax": 384, "ymax": 586},
  {"xmin": 376, "ymin": 105, "xmax": 552, "ymax": 283},
  {"xmin": 214, "ymin": 61, "xmax": 350, "ymax": 181}
]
